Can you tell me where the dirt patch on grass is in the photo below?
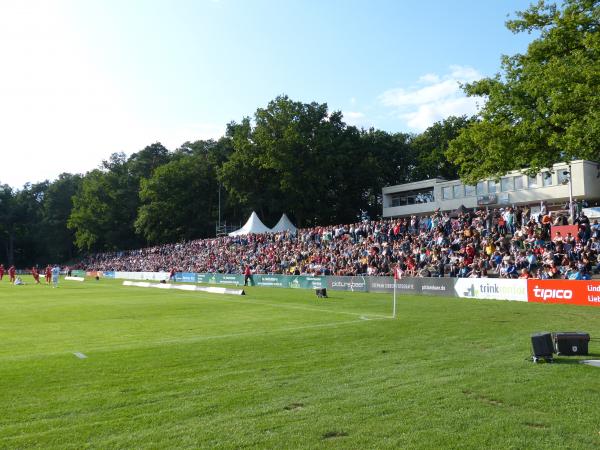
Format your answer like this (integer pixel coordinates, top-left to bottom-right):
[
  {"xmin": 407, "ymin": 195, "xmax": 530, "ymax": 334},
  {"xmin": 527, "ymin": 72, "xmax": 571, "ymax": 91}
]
[
  {"xmin": 524, "ymin": 422, "xmax": 548, "ymax": 429},
  {"xmin": 322, "ymin": 431, "xmax": 348, "ymax": 440},
  {"xmin": 283, "ymin": 402, "xmax": 304, "ymax": 411},
  {"xmin": 462, "ymin": 389, "xmax": 503, "ymax": 406}
]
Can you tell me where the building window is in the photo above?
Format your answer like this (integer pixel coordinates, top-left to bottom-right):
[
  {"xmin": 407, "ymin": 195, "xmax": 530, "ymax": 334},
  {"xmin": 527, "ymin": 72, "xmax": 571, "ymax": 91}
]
[
  {"xmin": 476, "ymin": 181, "xmax": 486, "ymax": 195},
  {"xmin": 453, "ymin": 185, "xmax": 464, "ymax": 198},
  {"xmin": 442, "ymin": 186, "xmax": 452, "ymax": 200},
  {"xmin": 514, "ymin": 176, "xmax": 523, "ymax": 190},
  {"xmin": 557, "ymin": 169, "xmax": 570, "ymax": 185},
  {"xmin": 465, "ymin": 185, "xmax": 476, "ymax": 197},
  {"xmin": 488, "ymin": 180, "xmax": 497, "ymax": 193},
  {"xmin": 542, "ymin": 172, "xmax": 553, "ymax": 186},
  {"xmin": 501, "ymin": 177, "xmax": 514, "ymax": 192},
  {"xmin": 528, "ymin": 174, "xmax": 539, "ymax": 189},
  {"xmin": 390, "ymin": 188, "xmax": 434, "ymax": 207}
]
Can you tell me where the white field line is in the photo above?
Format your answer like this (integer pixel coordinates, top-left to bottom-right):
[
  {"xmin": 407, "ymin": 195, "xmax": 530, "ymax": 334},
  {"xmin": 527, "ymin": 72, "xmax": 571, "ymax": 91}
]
[
  {"xmin": 99, "ymin": 280, "xmax": 395, "ymax": 319},
  {"xmin": 0, "ymin": 318, "xmax": 386, "ymax": 362},
  {"xmin": 178, "ymin": 291, "xmax": 394, "ymax": 320}
]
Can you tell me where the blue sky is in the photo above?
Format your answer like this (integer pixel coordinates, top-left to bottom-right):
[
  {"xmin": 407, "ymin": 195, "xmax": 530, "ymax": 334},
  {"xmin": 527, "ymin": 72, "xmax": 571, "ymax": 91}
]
[{"xmin": 0, "ymin": 0, "xmax": 535, "ymax": 188}]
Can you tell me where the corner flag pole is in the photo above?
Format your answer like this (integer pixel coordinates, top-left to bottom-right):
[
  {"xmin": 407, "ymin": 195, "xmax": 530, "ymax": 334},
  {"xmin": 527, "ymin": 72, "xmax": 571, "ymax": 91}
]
[
  {"xmin": 392, "ymin": 265, "xmax": 400, "ymax": 319},
  {"xmin": 393, "ymin": 278, "xmax": 397, "ymax": 318}
]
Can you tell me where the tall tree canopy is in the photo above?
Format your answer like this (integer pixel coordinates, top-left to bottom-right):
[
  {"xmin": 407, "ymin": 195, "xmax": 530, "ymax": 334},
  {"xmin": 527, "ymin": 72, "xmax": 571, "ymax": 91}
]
[
  {"xmin": 411, "ymin": 116, "xmax": 471, "ymax": 181},
  {"xmin": 135, "ymin": 139, "xmax": 229, "ymax": 244},
  {"xmin": 219, "ymin": 95, "xmax": 417, "ymax": 227},
  {"xmin": 447, "ymin": 0, "xmax": 600, "ymax": 184}
]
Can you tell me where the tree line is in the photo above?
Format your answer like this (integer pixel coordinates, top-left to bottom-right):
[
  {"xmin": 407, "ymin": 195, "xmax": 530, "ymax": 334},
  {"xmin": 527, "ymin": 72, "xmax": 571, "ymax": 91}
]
[{"xmin": 0, "ymin": 102, "xmax": 469, "ymax": 266}]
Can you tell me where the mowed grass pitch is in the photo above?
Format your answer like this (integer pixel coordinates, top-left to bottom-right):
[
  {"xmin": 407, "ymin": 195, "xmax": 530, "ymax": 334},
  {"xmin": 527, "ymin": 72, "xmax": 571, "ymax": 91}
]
[{"xmin": 0, "ymin": 279, "xmax": 599, "ymax": 449}]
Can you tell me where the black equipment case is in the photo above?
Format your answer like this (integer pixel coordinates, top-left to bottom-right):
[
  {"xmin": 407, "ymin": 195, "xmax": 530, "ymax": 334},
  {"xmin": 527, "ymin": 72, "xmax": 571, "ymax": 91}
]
[
  {"xmin": 552, "ymin": 332, "xmax": 590, "ymax": 356},
  {"xmin": 531, "ymin": 332, "xmax": 554, "ymax": 360}
]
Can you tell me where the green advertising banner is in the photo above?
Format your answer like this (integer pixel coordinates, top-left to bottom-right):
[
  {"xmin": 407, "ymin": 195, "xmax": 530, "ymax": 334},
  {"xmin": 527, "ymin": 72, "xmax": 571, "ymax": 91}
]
[
  {"xmin": 251, "ymin": 275, "xmax": 288, "ymax": 288},
  {"xmin": 289, "ymin": 276, "xmax": 325, "ymax": 290},
  {"xmin": 196, "ymin": 273, "xmax": 245, "ymax": 286},
  {"xmin": 72, "ymin": 270, "xmax": 86, "ymax": 277},
  {"xmin": 195, "ymin": 273, "xmax": 325, "ymax": 290}
]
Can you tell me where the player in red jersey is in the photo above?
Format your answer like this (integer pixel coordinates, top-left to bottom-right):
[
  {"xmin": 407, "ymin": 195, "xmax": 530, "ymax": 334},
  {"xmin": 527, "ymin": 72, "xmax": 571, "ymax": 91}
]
[
  {"xmin": 8, "ymin": 265, "xmax": 16, "ymax": 283},
  {"xmin": 0, "ymin": 264, "xmax": 4, "ymax": 281},
  {"xmin": 32, "ymin": 267, "xmax": 41, "ymax": 284},
  {"xmin": 45, "ymin": 265, "xmax": 52, "ymax": 284}
]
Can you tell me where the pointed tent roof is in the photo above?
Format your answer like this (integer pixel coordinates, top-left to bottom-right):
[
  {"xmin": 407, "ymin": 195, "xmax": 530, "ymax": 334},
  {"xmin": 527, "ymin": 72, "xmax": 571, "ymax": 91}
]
[
  {"xmin": 270, "ymin": 213, "xmax": 297, "ymax": 233},
  {"xmin": 228, "ymin": 211, "xmax": 272, "ymax": 236}
]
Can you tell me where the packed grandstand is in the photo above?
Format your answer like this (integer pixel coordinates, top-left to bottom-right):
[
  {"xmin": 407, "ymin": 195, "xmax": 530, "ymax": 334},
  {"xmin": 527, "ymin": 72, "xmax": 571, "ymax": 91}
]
[{"xmin": 78, "ymin": 205, "xmax": 600, "ymax": 280}]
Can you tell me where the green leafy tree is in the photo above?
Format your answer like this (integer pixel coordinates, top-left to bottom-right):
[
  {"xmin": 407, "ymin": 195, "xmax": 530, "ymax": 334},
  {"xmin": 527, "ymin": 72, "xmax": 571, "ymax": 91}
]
[
  {"xmin": 135, "ymin": 141, "xmax": 223, "ymax": 243},
  {"xmin": 127, "ymin": 142, "xmax": 171, "ymax": 180},
  {"xmin": 42, "ymin": 173, "xmax": 83, "ymax": 262},
  {"xmin": 358, "ymin": 128, "xmax": 414, "ymax": 217},
  {"xmin": 69, "ymin": 153, "xmax": 143, "ymax": 252},
  {"xmin": 0, "ymin": 182, "xmax": 52, "ymax": 266},
  {"xmin": 0, "ymin": 185, "xmax": 17, "ymax": 265},
  {"xmin": 447, "ymin": 0, "xmax": 600, "ymax": 184},
  {"xmin": 411, "ymin": 116, "xmax": 471, "ymax": 181}
]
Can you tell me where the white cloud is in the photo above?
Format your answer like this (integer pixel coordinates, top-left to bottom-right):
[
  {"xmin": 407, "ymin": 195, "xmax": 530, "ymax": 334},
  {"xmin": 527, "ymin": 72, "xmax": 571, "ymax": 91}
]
[
  {"xmin": 418, "ymin": 73, "xmax": 440, "ymax": 84},
  {"xmin": 379, "ymin": 65, "xmax": 483, "ymax": 131},
  {"xmin": 343, "ymin": 111, "xmax": 372, "ymax": 128}
]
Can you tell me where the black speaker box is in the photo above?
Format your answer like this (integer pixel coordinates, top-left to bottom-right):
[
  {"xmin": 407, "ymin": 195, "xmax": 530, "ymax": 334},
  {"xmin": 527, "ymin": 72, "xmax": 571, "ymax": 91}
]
[
  {"xmin": 315, "ymin": 288, "xmax": 328, "ymax": 298},
  {"xmin": 531, "ymin": 332, "xmax": 554, "ymax": 358},
  {"xmin": 552, "ymin": 332, "xmax": 590, "ymax": 356}
]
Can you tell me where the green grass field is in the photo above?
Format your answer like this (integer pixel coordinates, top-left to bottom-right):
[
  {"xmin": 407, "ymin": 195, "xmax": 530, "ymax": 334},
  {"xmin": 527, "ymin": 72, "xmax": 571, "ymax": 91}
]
[{"xmin": 0, "ymin": 278, "xmax": 599, "ymax": 449}]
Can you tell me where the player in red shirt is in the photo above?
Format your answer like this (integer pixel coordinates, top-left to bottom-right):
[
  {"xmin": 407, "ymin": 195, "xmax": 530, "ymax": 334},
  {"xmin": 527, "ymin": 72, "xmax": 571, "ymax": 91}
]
[
  {"xmin": 0, "ymin": 264, "xmax": 4, "ymax": 281},
  {"xmin": 244, "ymin": 265, "xmax": 253, "ymax": 286},
  {"xmin": 32, "ymin": 267, "xmax": 41, "ymax": 284},
  {"xmin": 8, "ymin": 265, "xmax": 16, "ymax": 283},
  {"xmin": 45, "ymin": 265, "xmax": 52, "ymax": 284}
]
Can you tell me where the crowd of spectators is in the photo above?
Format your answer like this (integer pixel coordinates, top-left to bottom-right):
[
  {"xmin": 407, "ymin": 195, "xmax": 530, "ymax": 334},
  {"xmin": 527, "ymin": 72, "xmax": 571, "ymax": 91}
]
[{"xmin": 78, "ymin": 204, "xmax": 600, "ymax": 280}]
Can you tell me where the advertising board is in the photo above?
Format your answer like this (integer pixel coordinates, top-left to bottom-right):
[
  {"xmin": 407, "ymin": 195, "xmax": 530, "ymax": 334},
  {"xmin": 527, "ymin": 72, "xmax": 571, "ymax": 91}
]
[
  {"xmin": 326, "ymin": 276, "xmax": 368, "ymax": 292},
  {"xmin": 419, "ymin": 278, "xmax": 456, "ymax": 297},
  {"xmin": 196, "ymin": 273, "xmax": 244, "ymax": 286},
  {"xmin": 527, "ymin": 279, "xmax": 600, "ymax": 307},
  {"xmin": 114, "ymin": 271, "xmax": 169, "ymax": 281},
  {"xmin": 289, "ymin": 276, "xmax": 325, "ymax": 290},
  {"xmin": 454, "ymin": 278, "xmax": 527, "ymax": 302},
  {"xmin": 252, "ymin": 275, "xmax": 289, "ymax": 288},
  {"xmin": 551, "ymin": 225, "xmax": 579, "ymax": 241},
  {"xmin": 175, "ymin": 272, "xmax": 197, "ymax": 283}
]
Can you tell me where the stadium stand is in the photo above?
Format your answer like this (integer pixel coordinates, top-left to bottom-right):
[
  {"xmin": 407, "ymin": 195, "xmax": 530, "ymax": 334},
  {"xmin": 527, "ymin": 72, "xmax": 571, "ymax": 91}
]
[{"xmin": 78, "ymin": 206, "xmax": 600, "ymax": 280}]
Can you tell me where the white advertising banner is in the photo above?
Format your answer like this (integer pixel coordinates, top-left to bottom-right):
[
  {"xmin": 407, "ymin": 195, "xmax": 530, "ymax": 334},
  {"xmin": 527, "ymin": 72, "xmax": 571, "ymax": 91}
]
[
  {"xmin": 114, "ymin": 271, "xmax": 169, "ymax": 281},
  {"xmin": 454, "ymin": 278, "xmax": 528, "ymax": 302}
]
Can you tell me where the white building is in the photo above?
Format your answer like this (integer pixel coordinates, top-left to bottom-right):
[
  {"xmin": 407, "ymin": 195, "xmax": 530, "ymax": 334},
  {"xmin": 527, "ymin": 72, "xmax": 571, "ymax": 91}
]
[{"xmin": 382, "ymin": 160, "xmax": 600, "ymax": 218}]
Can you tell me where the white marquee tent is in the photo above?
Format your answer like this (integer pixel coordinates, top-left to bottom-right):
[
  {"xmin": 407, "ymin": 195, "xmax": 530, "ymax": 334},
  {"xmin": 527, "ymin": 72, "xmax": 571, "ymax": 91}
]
[
  {"xmin": 228, "ymin": 211, "xmax": 272, "ymax": 236},
  {"xmin": 270, "ymin": 213, "xmax": 297, "ymax": 233}
]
